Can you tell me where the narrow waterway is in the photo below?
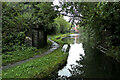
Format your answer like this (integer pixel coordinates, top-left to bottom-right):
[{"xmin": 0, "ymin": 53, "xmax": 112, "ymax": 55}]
[
  {"xmin": 54, "ymin": 34, "xmax": 120, "ymax": 79},
  {"xmin": 58, "ymin": 34, "xmax": 85, "ymax": 78}
]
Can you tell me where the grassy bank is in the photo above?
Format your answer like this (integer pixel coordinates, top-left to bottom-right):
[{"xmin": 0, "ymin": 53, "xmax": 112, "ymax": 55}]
[
  {"xmin": 2, "ymin": 40, "xmax": 52, "ymax": 66},
  {"xmin": 2, "ymin": 33, "xmax": 69, "ymax": 78},
  {"xmin": 2, "ymin": 48, "xmax": 68, "ymax": 78},
  {"xmin": 79, "ymin": 27, "xmax": 120, "ymax": 62},
  {"xmin": 48, "ymin": 33, "xmax": 71, "ymax": 45}
]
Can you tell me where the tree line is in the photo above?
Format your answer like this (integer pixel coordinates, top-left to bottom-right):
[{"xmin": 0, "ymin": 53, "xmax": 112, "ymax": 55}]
[
  {"xmin": 60, "ymin": 2, "xmax": 120, "ymax": 61},
  {"xmin": 2, "ymin": 2, "xmax": 71, "ymax": 53}
]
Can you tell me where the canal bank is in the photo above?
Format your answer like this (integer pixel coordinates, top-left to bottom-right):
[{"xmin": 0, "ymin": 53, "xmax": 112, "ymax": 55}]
[
  {"xmin": 2, "ymin": 33, "xmax": 70, "ymax": 79},
  {"xmin": 52, "ymin": 33, "xmax": 120, "ymax": 79},
  {"xmin": 2, "ymin": 33, "xmax": 120, "ymax": 79}
]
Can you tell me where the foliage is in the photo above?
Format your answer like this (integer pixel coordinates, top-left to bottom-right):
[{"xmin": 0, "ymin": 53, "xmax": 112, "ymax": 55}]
[
  {"xmin": 59, "ymin": 2, "xmax": 120, "ymax": 61},
  {"xmin": 2, "ymin": 40, "xmax": 52, "ymax": 65},
  {"xmin": 3, "ymin": 35, "xmax": 68, "ymax": 78},
  {"xmin": 30, "ymin": 2, "xmax": 58, "ymax": 31},
  {"xmin": 2, "ymin": 2, "xmax": 58, "ymax": 53},
  {"xmin": 47, "ymin": 16, "xmax": 71, "ymax": 35},
  {"xmin": 2, "ymin": 3, "xmax": 31, "ymax": 33},
  {"xmin": 3, "ymin": 46, "xmax": 37, "ymax": 65},
  {"xmin": 106, "ymin": 46, "xmax": 120, "ymax": 62},
  {"xmin": 53, "ymin": 16, "xmax": 71, "ymax": 34},
  {"xmin": 2, "ymin": 32, "xmax": 26, "ymax": 53},
  {"xmin": 49, "ymin": 33, "xmax": 71, "ymax": 45},
  {"xmin": 2, "ymin": 2, "xmax": 57, "ymax": 64},
  {"xmin": 77, "ymin": 2, "xmax": 120, "ymax": 61},
  {"xmin": 2, "ymin": 2, "xmax": 32, "ymax": 53}
]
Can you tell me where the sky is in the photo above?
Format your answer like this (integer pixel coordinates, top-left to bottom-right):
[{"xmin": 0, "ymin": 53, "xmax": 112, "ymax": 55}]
[
  {"xmin": 53, "ymin": 0, "xmax": 70, "ymax": 22},
  {"xmin": 53, "ymin": 0, "xmax": 80, "ymax": 25}
]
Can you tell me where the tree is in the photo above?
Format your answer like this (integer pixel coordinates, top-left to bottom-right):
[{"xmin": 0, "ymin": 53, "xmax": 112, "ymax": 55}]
[
  {"xmin": 29, "ymin": 2, "xmax": 58, "ymax": 48},
  {"xmin": 2, "ymin": 2, "xmax": 58, "ymax": 51},
  {"xmin": 59, "ymin": 2, "xmax": 120, "ymax": 47},
  {"xmin": 54, "ymin": 16, "xmax": 71, "ymax": 34},
  {"xmin": 2, "ymin": 2, "xmax": 31, "ymax": 52},
  {"xmin": 58, "ymin": 2, "xmax": 120, "ymax": 61}
]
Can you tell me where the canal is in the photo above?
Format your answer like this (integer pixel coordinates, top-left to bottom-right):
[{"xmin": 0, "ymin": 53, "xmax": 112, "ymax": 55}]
[{"xmin": 53, "ymin": 34, "xmax": 120, "ymax": 79}]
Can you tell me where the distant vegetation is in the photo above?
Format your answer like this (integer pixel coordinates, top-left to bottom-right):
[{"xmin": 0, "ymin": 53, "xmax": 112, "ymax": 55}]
[
  {"xmin": 2, "ymin": 2, "xmax": 71, "ymax": 64},
  {"xmin": 60, "ymin": 2, "xmax": 120, "ymax": 61},
  {"xmin": 3, "ymin": 33, "xmax": 70, "ymax": 78}
]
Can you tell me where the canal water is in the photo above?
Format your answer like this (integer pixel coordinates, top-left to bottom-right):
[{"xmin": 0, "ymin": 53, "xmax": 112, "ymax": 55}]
[{"xmin": 54, "ymin": 34, "xmax": 120, "ymax": 79}]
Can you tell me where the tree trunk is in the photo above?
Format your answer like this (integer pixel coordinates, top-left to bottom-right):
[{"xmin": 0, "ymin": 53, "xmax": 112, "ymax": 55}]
[
  {"xmin": 32, "ymin": 29, "xmax": 47, "ymax": 48},
  {"xmin": 43, "ymin": 31, "xmax": 47, "ymax": 46},
  {"xmin": 32, "ymin": 29, "xmax": 39, "ymax": 48},
  {"xmin": 38, "ymin": 30, "xmax": 47, "ymax": 48}
]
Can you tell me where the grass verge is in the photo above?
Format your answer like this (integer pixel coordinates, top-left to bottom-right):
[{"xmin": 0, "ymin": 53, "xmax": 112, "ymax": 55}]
[
  {"xmin": 2, "ymin": 33, "xmax": 70, "ymax": 78},
  {"xmin": 2, "ymin": 40, "xmax": 52, "ymax": 66},
  {"xmin": 48, "ymin": 33, "xmax": 71, "ymax": 45},
  {"xmin": 2, "ymin": 48, "xmax": 68, "ymax": 78}
]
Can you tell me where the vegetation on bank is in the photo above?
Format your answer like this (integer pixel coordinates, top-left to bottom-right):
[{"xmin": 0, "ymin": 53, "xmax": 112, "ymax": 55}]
[
  {"xmin": 2, "ymin": 40, "xmax": 52, "ymax": 66},
  {"xmin": 2, "ymin": 48, "xmax": 68, "ymax": 78},
  {"xmin": 2, "ymin": 2, "xmax": 71, "ymax": 79},
  {"xmin": 79, "ymin": 27, "xmax": 120, "ymax": 62},
  {"xmin": 59, "ymin": 2, "xmax": 120, "ymax": 62},
  {"xmin": 49, "ymin": 33, "xmax": 72, "ymax": 45},
  {"xmin": 106, "ymin": 47, "xmax": 120, "ymax": 62},
  {"xmin": 2, "ymin": 2, "xmax": 71, "ymax": 66},
  {"xmin": 2, "ymin": 33, "xmax": 69, "ymax": 78},
  {"xmin": 2, "ymin": 2, "xmax": 71, "ymax": 52}
]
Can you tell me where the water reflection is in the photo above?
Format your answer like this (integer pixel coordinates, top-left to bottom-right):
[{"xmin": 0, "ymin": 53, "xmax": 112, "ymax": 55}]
[
  {"xmin": 76, "ymin": 43, "xmax": 120, "ymax": 78},
  {"xmin": 58, "ymin": 34, "xmax": 85, "ymax": 77},
  {"xmin": 57, "ymin": 34, "xmax": 120, "ymax": 79}
]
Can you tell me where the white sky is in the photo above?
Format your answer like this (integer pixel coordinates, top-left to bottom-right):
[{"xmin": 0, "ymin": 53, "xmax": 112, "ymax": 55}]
[
  {"xmin": 53, "ymin": 0, "xmax": 70, "ymax": 22},
  {"xmin": 63, "ymin": 16, "xmax": 70, "ymax": 22},
  {"xmin": 53, "ymin": 0, "xmax": 60, "ymax": 6}
]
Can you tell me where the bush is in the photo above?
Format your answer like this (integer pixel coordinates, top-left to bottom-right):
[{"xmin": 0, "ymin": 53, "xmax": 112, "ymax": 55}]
[{"xmin": 2, "ymin": 32, "xmax": 26, "ymax": 53}]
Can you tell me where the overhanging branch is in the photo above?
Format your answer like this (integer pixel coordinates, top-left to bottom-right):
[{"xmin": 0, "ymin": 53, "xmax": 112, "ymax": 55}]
[{"xmin": 61, "ymin": 13, "xmax": 86, "ymax": 19}]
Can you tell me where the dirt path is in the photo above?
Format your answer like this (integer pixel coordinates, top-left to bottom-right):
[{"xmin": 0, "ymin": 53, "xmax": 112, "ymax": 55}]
[{"xmin": 2, "ymin": 38, "xmax": 59, "ymax": 70}]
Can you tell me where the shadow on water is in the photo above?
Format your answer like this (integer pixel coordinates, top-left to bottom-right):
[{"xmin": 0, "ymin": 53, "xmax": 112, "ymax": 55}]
[{"xmin": 51, "ymin": 34, "xmax": 120, "ymax": 80}]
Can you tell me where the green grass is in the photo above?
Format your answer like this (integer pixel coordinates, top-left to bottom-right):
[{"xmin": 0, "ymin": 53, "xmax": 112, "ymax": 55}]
[
  {"xmin": 2, "ymin": 48, "xmax": 68, "ymax": 78},
  {"xmin": 2, "ymin": 33, "xmax": 69, "ymax": 78},
  {"xmin": 2, "ymin": 40, "xmax": 52, "ymax": 66},
  {"xmin": 48, "ymin": 33, "xmax": 71, "ymax": 45}
]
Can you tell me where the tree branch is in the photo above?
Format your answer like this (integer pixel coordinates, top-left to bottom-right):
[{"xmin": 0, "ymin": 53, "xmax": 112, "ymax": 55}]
[{"xmin": 61, "ymin": 13, "xmax": 86, "ymax": 19}]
